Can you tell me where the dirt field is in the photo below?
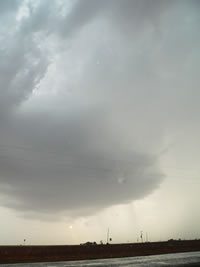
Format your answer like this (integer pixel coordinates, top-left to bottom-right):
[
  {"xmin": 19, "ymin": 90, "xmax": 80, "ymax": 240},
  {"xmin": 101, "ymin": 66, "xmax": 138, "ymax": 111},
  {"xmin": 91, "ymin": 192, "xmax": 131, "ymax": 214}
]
[{"xmin": 0, "ymin": 240, "xmax": 200, "ymax": 264}]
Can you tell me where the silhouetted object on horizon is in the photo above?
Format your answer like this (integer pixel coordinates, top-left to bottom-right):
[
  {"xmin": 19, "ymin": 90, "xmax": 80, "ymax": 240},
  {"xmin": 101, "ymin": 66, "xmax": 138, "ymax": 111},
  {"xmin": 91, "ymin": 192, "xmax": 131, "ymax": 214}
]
[
  {"xmin": 80, "ymin": 241, "xmax": 97, "ymax": 246},
  {"xmin": 106, "ymin": 228, "xmax": 112, "ymax": 244},
  {"xmin": 107, "ymin": 228, "xmax": 110, "ymax": 244}
]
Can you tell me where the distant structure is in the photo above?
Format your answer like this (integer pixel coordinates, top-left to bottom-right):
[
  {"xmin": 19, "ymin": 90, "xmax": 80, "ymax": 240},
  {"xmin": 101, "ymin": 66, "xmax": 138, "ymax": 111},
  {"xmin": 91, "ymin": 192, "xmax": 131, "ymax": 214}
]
[
  {"xmin": 80, "ymin": 241, "xmax": 97, "ymax": 246},
  {"xmin": 107, "ymin": 228, "xmax": 110, "ymax": 244},
  {"xmin": 106, "ymin": 228, "xmax": 112, "ymax": 244}
]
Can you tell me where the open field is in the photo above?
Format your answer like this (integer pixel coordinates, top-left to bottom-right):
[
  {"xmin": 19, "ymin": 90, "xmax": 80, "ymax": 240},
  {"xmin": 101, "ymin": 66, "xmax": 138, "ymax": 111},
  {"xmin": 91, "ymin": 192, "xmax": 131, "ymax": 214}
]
[{"xmin": 0, "ymin": 240, "xmax": 200, "ymax": 264}]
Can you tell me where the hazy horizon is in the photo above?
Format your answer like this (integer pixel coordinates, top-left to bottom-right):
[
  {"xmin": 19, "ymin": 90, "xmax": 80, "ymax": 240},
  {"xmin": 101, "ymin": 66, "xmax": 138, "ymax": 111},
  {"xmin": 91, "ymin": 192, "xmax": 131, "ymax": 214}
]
[{"xmin": 0, "ymin": 0, "xmax": 200, "ymax": 245}]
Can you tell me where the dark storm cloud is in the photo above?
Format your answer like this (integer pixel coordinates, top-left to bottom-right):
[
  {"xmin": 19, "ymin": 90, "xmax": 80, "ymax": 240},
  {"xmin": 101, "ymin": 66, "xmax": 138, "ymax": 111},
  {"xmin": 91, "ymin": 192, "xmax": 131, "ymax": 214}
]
[
  {"xmin": 60, "ymin": 0, "xmax": 171, "ymax": 39},
  {"xmin": 0, "ymin": 0, "xmax": 20, "ymax": 15},
  {"xmin": 0, "ymin": 109, "xmax": 162, "ymax": 215},
  {"xmin": 61, "ymin": 0, "xmax": 107, "ymax": 37},
  {"xmin": 0, "ymin": 2, "xmax": 48, "ymax": 118},
  {"xmin": 0, "ymin": 0, "xmax": 199, "ymax": 218}
]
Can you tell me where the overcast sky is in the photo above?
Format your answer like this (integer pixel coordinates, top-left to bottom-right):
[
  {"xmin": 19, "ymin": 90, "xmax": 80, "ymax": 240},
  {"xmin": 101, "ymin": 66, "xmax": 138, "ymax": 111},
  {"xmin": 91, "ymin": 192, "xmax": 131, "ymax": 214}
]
[{"xmin": 0, "ymin": 0, "xmax": 200, "ymax": 245}]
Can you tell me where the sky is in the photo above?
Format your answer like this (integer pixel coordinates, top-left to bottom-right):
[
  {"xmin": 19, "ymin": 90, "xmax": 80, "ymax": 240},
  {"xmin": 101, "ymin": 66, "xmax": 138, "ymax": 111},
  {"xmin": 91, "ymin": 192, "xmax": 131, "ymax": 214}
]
[{"xmin": 0, "ymin": 0, "xmax": 200, "ymax": 245}]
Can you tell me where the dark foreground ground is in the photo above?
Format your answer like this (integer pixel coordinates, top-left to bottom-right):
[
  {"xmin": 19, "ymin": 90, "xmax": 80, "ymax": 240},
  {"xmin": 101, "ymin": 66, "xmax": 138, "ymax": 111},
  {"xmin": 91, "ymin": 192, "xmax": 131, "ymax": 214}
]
[{"xmin": 0, "ymin": 240, "xmax": 200, "ymax": 264}]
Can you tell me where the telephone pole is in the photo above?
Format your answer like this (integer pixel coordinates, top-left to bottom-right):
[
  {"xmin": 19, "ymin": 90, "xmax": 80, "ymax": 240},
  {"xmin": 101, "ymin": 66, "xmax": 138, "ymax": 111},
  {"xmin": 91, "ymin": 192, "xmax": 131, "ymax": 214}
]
[{"xmin": 107, "ymin": 228, "xmax": 109, "ymax": 244}]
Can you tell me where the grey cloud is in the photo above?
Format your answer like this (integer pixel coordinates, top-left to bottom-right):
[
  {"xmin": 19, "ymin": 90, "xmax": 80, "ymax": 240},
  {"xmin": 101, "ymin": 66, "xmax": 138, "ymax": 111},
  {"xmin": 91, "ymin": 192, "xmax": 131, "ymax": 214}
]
[
  {"xmin": 0, "ymin": 4, "xmax": 49, "ymax": 117},
  {"xmin": 0, "ymin": 110, "xmax": 162, "ymax": 215},
  {"xmin": 60, "ymin": 0, "xmax": 107, "ymax": 37},
  {"xmin": 20, "ymin": 0, "xmax": 59, "ymax": 35},
  {"xmin": 0, "ymin": 0, "xmax": 20, "ymax": 15},
  {"xmin": 0, "ymin": 39, "xmax": 47, "ymax": 116},
  {"xmin": 60, "ymin": 0, "xmax": 175, "ymax": 44},
  {"xmin": 0, "ymin": 0, "xmax": 199, "ymax": 219}
]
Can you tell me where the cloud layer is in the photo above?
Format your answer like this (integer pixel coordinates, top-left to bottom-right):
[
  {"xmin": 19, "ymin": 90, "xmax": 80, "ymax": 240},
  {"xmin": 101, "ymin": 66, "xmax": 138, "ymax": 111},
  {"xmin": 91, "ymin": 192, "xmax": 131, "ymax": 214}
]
[{"xmin": 0, "ymin": 0, "xmax": 199, "ymax": 218}]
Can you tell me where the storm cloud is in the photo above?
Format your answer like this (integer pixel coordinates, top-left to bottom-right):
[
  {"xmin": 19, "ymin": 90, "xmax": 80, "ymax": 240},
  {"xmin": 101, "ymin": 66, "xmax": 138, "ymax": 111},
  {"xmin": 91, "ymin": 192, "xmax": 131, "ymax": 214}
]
[{"xmin": 0, "ymin": 0, "xmax": 199, "ymax": 219}]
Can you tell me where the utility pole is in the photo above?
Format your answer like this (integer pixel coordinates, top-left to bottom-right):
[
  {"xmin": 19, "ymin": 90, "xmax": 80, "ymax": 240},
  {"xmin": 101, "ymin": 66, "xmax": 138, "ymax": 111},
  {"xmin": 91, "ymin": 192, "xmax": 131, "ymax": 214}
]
[{"xmin": 107, "ymin": 228, "xmax": 109, "ymax": 244}]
